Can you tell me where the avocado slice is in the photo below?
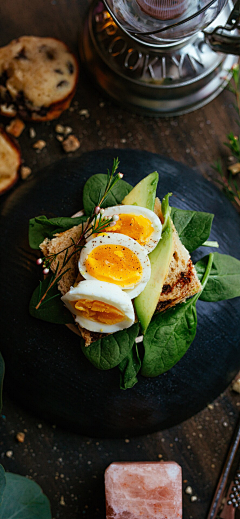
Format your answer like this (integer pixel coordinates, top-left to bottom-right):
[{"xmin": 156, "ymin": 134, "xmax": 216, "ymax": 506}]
[
  {"xmin": 121, "ymin": 171, "xmax": 159, "ymax": 211},
  {"xmin": 134, "ymin": 216, "xmax": 174, "ymax": 334}
]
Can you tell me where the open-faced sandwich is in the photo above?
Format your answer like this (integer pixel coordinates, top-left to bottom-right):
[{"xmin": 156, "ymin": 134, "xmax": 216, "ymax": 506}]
[{"xmin": 29, "ymin": 160, "xmax": 240, "ymax": 388}]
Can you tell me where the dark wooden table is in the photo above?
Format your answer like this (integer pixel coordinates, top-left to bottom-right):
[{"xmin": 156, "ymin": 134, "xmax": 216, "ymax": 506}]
[{"xmin": 0, "ymin": 2, "xmax": 240, "ymax": 518}]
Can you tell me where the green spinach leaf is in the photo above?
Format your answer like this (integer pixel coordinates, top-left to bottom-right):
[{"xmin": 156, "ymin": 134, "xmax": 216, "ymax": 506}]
[
  {"xmin": 171, "ymin": 207, "xmax": 214, "ymax": 252},
  {"xmin": 195, "ymin": 252, "xmax": 240, "ymax": 301},
  {"xmin": 0, "ymin": 472, "xmax": 52, "ymax": 518},
  {"xmin": 0, "ymin": 354, "xmax": 4, "ymax": 414},
  {"xmin": 83, "ymin": 174, "xmax": 132, "ymax": 215},
  {"xmin": 29, "ymin": 277, "xmax": 74, "ymax": 325},
  {"xmin": 141, "ymin": 254, "xmax": 213, "ymax": 377},
  {"xmin": 0, "ymin": 466, "xmax": 6, "ymax": 507},
  {"xmin": 29, "ymin": 215, "xmax": 87, "ymax": 250},
  {"xmin": 82, "ymin": 323, "xmax": 139, "ymax": 370},
  {"xmin": 119, "ymin": 342, "xmax": 141, "ymax": 389}
]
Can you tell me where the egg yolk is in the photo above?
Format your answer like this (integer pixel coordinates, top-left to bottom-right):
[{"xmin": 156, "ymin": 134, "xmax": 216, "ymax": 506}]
[
  {"xmin": 85, "ymin": 244, "xmax": 143, "ymax": 287},
  {"xmin": 104, "ymin": 214, "xmax": 154, "ymax": 246},
  {"xmin": 74, "ymin": 299, "xmax": 125, "ymax": 324}
]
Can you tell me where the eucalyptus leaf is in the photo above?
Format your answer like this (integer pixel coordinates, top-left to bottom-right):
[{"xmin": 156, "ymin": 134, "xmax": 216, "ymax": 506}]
[
  {"xmin": 0, "ymin": 472, "xmax": 52, "ymax": 519},
  {"xmin": 82, "ymin": 323, "xmax": 139, "ymax": 370},
  {"xmin": 0, "ymin": 466, "xmax": 6, "ymax": 507},
  {"xmin": 141, "ymin": 254, "xmax": 213, "ymax": 377},
  {"xmin": 171, "ymin": 207, "xmax": 214, "ymax": 252},
  {"xmin": 83, "ymin": 174, "xmax": 132, "ymax": 215},
  {"xmin": 119, "ymin": 342, "xmax": 141, "ymax": 389},
  {"xmin": 0, "ymin": 354, "xmax": 5, "ymax": 414},
  {"xmin": 195, "ymin": 252, "xmax": 240, "ymax": 302},
  {"xmin": 29, "ymin": 215, "xmax": 87, "ymax": 250},
  {"xmin": 29, "ymin": 277, "xmax": 74, "ymax": 324}
]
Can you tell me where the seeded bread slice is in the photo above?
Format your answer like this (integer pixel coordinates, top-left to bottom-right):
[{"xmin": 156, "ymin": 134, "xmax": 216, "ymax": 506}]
[
  {"xmin": 0, "ymin": 36, "xmax": 78, "ymax": 121},
  {"xmin": 0, "ymin": 127, "xmax": 21, "ymax": 194},
  {"xmin": 39, "ymin": 204, "xmax": 202, "ymax": 346}
]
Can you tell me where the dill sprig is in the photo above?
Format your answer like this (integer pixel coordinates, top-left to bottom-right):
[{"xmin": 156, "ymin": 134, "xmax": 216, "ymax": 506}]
[{"xmin": 35, "ymin": 159, "xmax": 123, "ymax": 310}]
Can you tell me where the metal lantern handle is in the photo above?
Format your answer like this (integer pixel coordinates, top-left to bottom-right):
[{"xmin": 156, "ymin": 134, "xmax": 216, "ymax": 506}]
[{"xmin": 204, "ymin": 0, "xmax": 240, "ymax": 55}]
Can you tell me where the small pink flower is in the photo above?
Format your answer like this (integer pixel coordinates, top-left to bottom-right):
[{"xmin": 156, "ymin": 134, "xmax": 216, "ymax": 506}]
[
  {"xmin": 118, "ymin": 172, "xmax": 123, "ymax": 179},
  {"xmin": 36, "ymin": 258, "xmax": 43, "ymax": 265},
  {"xmin": 43, "ymin": 268, "xmax": 50, "ymax": 275},
  {"xmin": 94, "ymin": 206, "xmax": 101, "ymax": 215}
]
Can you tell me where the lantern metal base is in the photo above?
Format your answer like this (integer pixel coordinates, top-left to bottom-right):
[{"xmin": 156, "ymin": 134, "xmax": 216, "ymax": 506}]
[{"xmin": 80, "ymin": 0, "xmax": 238, "ymax": 116}]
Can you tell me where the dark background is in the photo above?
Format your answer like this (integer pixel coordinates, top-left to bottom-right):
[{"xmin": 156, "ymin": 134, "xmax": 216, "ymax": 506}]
[{"xmin": 0, "ymin": 1, "xmax": 240, "ymax": 518}]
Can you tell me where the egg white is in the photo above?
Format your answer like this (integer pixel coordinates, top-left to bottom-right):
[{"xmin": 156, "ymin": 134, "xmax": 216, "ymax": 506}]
[
  {"xmin": 88, "ymin": 205, "xmax": 162, "ymax": 253},
  {"xmin": 61, "ymin": 280, "xmax": 135, "ymax": 333},
  {"xmin": 79, "ymin": 233, "xmax": 151, "ymax": 298}
]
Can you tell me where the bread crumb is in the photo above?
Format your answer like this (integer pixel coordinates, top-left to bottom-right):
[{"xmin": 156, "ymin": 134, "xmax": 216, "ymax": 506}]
[
  {"xmin": 55, "ymin": 124, "xmax": 65, "ymax": 134},
  {"xmin": 232, "ymin": 378, "xmax": 240, "ymax": 393},
  {"xmin": 29, "ymin": 127, "xmax": 36, "ymax": 139},
  {"xmin": 16, "ymin": 432, "xmax": 25, "ymax": 443},
  {"xmin": 228, "ymin": 162, "xmax": 240, "ymax": 175},
  {"xmin": 6, "ymin": 450, "xmax": 13, "ymax": 458},
  {"xmin": 60, "ymin": 496, "xmax": 65, "ymax": 506},
  {"xmin": 1, "ymin": 104, "xmax": 17, "ymax": 116},
  {"xmin": 20, "ymin": 166, "xmax": 32, "ymax": 179},
  {"xmin": 62, "ymin": 135, "xmax": 80, "ymax": 153},
  {"xmin": 33, "ymin": 140, "xmax": 46, "ymax": 150},
  {"xmin": 56, "ymin": 135, "xmax": 64, "ymax": 142},
  {"xmin": 64, "ymin": 126, "xmax": 72, "ymax": 135},
  {"xmin": 6, "ymin": 118, "xmax": 25, "ymax": 137},
  {"xmin": 185, "ymin": 486, "xmax": 193, "ymax": 495},
  {"xmin": 191, "ymin": 496, "xmax": 197, "ymax": 502}
]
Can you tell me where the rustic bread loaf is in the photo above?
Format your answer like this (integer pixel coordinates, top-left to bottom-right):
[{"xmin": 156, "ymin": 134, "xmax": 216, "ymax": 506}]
[
  {"xmin": 0, "ymin": 36, "xmax": 78, "ymax": 121},
  {"xmin": 0, "ymin": 127, "xmax": 21, "ymax": 194},
  {"xmin": 39, "ymin": 204, "xmax": 202, "ymax": 346}
]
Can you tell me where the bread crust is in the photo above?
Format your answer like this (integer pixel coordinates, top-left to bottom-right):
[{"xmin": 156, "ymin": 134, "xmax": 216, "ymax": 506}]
[{"xmin": 0, "ymin": 126, "xmax": 21, "ymax": 194}]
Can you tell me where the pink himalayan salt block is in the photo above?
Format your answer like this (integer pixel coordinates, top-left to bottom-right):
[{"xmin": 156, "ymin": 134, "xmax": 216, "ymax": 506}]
[{"xmin": 105, "ymin": 461, "xmax": 182, "ymax": 519}]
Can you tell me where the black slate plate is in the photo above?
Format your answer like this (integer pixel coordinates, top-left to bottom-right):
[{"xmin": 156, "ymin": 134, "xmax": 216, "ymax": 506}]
[{"xmin": 1, "ymin": 149, "xmax": 240, "ymax": 438}]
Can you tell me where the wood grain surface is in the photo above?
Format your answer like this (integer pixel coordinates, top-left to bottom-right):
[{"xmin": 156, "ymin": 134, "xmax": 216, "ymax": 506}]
[{"xmin": 0, "ymin": 1, "xmax": 239, "ymax": 519}]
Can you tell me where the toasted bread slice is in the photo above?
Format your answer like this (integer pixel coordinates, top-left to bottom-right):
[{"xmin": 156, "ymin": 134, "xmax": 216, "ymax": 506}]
[
  {"xmin": 39, "ymin": 205, "xmax": 201, "ymax": 345},
  {"xmin": 0, "ymin": 127, "xmax": 21, "ymax": 194}
]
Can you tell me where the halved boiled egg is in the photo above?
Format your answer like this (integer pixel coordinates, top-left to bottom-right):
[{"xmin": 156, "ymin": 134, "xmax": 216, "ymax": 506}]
[
  {"xmin": 79, "ymin": 233, "xmax": 151, "ymax": 298},
  {"xmin": 88, "ymin": 205, "xmax": 162, "ymax": 253},
  {"xmin": 61, "ymin": 280, "xmax": 135, "ymax": 333}
]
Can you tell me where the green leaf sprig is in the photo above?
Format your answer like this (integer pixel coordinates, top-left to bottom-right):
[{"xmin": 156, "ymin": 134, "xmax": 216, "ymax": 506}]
[
  {"xmin": 212, "ymin": 63, "xmax": 240, "ymax": 208},
  {"xmin": 31, "ymin": 158, "xmax": 125, "ymax": 314}
]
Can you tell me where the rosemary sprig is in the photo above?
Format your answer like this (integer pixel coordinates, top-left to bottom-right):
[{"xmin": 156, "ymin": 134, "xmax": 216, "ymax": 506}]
[
  {"xmin": 35, "ymin": 159, "xmax": 123, "ymax": 310},
  {"xmin": 213, "ymin": 64, "xmax": 240, "ymax": 208}
]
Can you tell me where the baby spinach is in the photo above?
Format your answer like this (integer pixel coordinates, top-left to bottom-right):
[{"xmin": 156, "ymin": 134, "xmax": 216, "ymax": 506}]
[
  {"xmin": 29, "ymin": 278, "xmax": 74, "ymax": 325},
  {"xmin": 81, "ymin": 323, "xmax": 139, "ymax": 370},
  {"xmin": 29, "ymin": 215, "xmax": 87, "ymax": 250},
  {"xmin": 195, "ymin": 252, "xmax": 240, "ymax": 302},
  {"xmin": 141, "ymin": 254, "xmax": 213, "ymax": 377},
  {"xmin": 0, "ymin": 354, "xmax": 4, "ymax": 413},
  {"xmin": 83, "ymin": 174, "xmax": 132, "ymax": 216},
  {"xmin": 119, "ymin": 343, "xmax": 141, "ymax": 390},
  {"xmin": 0, "ymin": 466, "xmax": 5, "ymax": 507},
  {"xmin": 0, "ymin": 470, "xmax": 52, "ymax": 519},
  {"xmin": 171, "ymin": 207, "xmax": 214, "ymax": 252}
]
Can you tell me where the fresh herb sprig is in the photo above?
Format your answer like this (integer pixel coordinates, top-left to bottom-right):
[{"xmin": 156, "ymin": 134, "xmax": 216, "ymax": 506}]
[
  {"xmin": 213, "ymin": 64, "xmax": 240, "ymax": 207},
  {"xmin": 35, "ymin": 159, "xmax": 123, "ymax": 311}
]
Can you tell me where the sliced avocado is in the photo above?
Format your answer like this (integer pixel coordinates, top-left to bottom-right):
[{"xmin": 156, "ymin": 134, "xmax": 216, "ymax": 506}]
[
  {"xmin": 134, "ymin": 216, "xmax": 174, "ymax": 334},
  {"xmin": 121, "ymin": 171, "xmax": 159, "ymax": 211}
]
